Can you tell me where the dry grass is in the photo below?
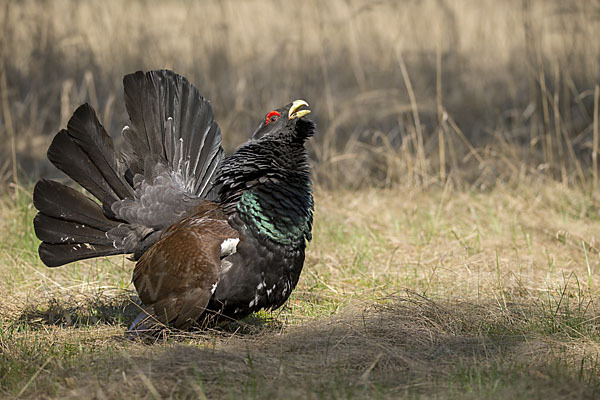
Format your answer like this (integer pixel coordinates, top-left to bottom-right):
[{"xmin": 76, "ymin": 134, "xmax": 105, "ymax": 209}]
[
  {"xmin": 1, "ymin": 0, "xmax": 599, "ymax": 189},
  {"xmin": 1, "ymin": 0, "xmax": 600, "ymax": 398},
  {"xmin": 1, "ymin": 183, "xmax": 600, "ymax": 398}
]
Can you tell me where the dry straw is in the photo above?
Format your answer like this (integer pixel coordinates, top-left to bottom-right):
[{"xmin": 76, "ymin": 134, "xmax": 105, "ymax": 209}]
[{"xmin": 0, "ymin": 0, "xmax": 598, "ymax": 191}]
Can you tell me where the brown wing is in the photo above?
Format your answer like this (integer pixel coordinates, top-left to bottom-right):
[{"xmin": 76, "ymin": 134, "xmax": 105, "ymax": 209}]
[{"xmin": 131, "ymin": 204, "xmax": 238, "ymax": 330}]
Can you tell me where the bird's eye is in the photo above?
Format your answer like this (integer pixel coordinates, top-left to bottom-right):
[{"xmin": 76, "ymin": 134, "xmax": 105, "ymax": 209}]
[{"xmin": 265, "ymin": 110, "xmax": 280, "ymax": 126}]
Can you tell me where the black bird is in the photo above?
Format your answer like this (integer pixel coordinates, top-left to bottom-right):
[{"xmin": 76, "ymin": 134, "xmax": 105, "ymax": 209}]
[{"xmin": 33, "ymin": 70, "xmax": 315, "ymax": 334}]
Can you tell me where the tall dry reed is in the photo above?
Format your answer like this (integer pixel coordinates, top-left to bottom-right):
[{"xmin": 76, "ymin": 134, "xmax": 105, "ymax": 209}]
[{"xmin": 0, "ymin": 0, "xmax": 598, "ymax": 191}]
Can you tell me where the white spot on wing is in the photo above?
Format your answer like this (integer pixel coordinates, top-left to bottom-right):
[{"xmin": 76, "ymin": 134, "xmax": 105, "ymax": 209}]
[
  {"xmin": 220, "ymin": 238, "xmax": 239, "ymax": 257},
  {"xmin": 249, "ymin": 291, "xmax": 260, "ymax": 308},
  {"xmin": 220, "ymin": 260, "xmax": 233, "ymax": 274},
  {"xmin": 211, "ymin": 282, "xmax": 218, "ymax": 294}
]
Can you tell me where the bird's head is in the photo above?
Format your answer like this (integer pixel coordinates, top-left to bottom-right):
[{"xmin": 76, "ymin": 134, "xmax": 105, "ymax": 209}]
[{"xmin": 251, "ymin": 100, "xmax": 314, "ymax": 142}]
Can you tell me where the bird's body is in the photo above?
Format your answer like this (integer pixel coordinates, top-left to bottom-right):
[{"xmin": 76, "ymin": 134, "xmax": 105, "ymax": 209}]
[{"xmin": 33, "ymin": 70, "xmax": 315, "ymax": 334}]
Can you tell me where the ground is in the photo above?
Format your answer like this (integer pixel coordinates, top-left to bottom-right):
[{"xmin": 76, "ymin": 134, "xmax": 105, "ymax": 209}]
[
  {"xmin": 1, "ymin": 183, "xmax": 599, "ymax": 399},
  {"xmin": 1, "ymin": 0, "xmax": 599, "ymax": 398}
]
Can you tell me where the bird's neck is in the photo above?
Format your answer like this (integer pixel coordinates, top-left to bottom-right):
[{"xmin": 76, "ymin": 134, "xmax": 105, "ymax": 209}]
[{"xmin": 217, "ymin": 139, "xmax": 314, "ymax": 248}]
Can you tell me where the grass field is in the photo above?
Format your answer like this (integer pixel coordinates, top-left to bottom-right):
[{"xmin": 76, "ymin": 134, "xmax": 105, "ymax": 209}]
[
  {"xmin": 1, "ymin": 182, "xmax": 600, "ymax": 398},
  {"xmin": 1, "ymin": 0, "xmax": 600, "ymax": 398},
  {"xmin": 1, "ymin": 0, "xmax": 599, "ymax": 188}
]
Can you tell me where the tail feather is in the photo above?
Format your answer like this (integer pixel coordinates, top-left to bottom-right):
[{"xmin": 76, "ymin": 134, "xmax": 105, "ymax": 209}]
[
  {"xmin": 190, "ymin": 121, "xmax": 223, "ymax": 196},
  {"xmin": 47, "ymin": 129, "xmax": 120, "ymax": 208},
  {"xmin": 47, "ymin": 104, "xmax": 133, "ymax": 212},
  {"xmin": 65, "ymin": 104, "xmax": 134, "ymax": 200},
  {"xmin": 33, "ymin": 180, "xmax": 120, "ymax": 231},
  {"xmin": 33, "ymin": 179, "xmax": 125, "ymax": 267},
  {"xmin": 39, "ymin": 242, "xmax": 123, "ymax": 268},
  {"xmin": 122, "ymin": 70, "xmax": 224, "ymax": 198},
  {"xmin": 34, "ymin": 69, "xmax": 226, "ymax": 268},
  {"xmin": 34, "ymin": 214, "xmax": 114, "ymax": 246}
]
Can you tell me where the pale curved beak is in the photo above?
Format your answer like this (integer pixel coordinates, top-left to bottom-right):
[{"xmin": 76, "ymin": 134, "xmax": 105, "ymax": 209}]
[{"xmin": 288, "ymin": 100, "xmax": 311, "ymax": 119}]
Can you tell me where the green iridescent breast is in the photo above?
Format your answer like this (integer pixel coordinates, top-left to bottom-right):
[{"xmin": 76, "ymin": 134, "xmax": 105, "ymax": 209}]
[{"xmin": 237, "ymin": 190, "xmax": 313, "ymax": 247}]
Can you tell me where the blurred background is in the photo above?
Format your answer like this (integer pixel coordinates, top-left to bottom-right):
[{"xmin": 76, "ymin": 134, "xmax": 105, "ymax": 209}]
[{"xmin": 0, "ymin": 0, "xmax": 599, "ymax": 191}]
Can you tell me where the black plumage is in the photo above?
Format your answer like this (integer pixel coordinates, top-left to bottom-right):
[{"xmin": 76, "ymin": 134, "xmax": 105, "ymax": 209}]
[{"xmin": 33, "ymin": 70, "xmax": 315, "ymax": 335}]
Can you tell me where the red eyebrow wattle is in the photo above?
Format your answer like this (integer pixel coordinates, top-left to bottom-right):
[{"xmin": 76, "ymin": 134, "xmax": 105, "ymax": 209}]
[{"xmin": 265, "ymin": 110, "xmax": 280, "ymax": 126}]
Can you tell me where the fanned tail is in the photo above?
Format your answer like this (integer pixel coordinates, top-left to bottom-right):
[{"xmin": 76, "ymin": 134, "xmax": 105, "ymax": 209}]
[
  {"xmin": 34, "ymin": 70, "xmax": 226, "ymax": 267},
  {"xmin": 34, "ymin": 104, "xmax": 133, "ymax": 266},
  {"xmin": 33, "ymin": 180, "xmax": 125, "ymax": 267},
  {"xmin": 121, "ymin": 70, "xmax": 224, "ymax": 199}
]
